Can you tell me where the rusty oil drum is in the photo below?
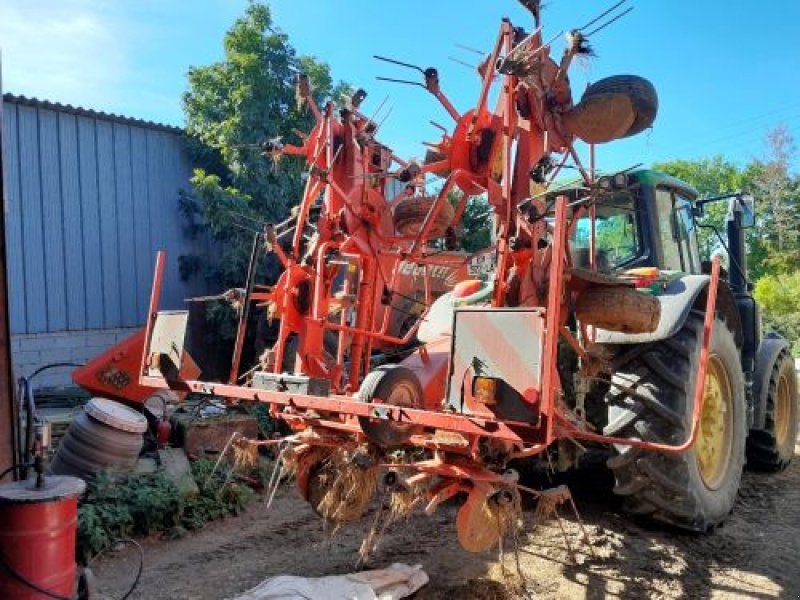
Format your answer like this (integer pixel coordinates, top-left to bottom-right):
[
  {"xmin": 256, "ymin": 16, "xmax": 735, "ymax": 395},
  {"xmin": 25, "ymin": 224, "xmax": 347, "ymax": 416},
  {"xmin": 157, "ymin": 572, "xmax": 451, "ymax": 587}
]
[
  {"xmin": 49, "ymin": 397, "xmax": 147, "ymax": 479},
  {"xmin": 0, "ymin": 475, "xmax": 86, "ymax": 599}
]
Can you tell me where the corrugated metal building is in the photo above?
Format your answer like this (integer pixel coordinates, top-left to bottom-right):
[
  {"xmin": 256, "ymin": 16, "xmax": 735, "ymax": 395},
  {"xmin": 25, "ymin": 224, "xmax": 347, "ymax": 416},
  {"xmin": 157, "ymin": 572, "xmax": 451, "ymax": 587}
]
[{"xmin": 1, "ymin": 93, "xmax": 209, "ymax": 387}]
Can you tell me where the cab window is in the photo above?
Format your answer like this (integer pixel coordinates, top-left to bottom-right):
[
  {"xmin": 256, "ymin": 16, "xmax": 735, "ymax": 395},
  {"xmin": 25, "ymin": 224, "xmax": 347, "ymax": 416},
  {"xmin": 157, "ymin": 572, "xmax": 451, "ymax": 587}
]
[
  {"xmin": 570, "ymin": 193, "xmax": 641, "ymax": 271},
  {"xmin": 655, "ymin": 188, "xmax": 701, "ymax": 274}
]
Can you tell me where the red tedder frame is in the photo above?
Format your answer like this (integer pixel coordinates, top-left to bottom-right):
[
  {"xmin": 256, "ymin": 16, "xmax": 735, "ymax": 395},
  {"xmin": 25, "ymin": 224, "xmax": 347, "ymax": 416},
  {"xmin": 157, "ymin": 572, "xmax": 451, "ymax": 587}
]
[{"xmin": 139, "ymin": 11, "xmax": 721, "ymax": 466}]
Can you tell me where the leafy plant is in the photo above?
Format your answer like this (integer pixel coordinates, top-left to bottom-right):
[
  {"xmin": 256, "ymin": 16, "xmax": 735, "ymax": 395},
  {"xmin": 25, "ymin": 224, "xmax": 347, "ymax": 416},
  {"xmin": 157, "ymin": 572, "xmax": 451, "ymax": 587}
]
[{"xmin": 77, "ymin": 459, "xmax": 260, "ymax": 562}]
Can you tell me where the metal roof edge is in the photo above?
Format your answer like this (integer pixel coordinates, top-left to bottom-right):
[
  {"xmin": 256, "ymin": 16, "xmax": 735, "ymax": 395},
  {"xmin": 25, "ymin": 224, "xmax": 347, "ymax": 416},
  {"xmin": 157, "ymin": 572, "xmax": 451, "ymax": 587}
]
[{"xmin": 2, "ymin": 93, "xmax": 185, "ymax": 134}]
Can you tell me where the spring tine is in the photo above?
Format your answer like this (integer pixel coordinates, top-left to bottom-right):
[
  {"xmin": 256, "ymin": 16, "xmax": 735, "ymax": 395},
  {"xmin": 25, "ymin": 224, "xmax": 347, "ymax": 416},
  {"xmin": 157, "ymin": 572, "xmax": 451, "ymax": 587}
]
[
  {"xmin": 448, "ymin": 56, "xmax": 475, "ymax": 70},
  {"xmin": 455, "ymin": 42, "xmax": 485, "ymax": 56},
  {"xmin": 367, "ymin": 94, "xmax": 390, "ymax": 124},
  {"xmin": 265, "ymin": 444, "xmax": 289, "ymax": 508},
  {"xmin": 374, "ymin": 106, "xmax": 394, "ymax": 134},
  {"xmin": 584, "ymin": 6, "xmax": 634, "ymax": 37},
  {"xmin": 376, "ymin": 76, "xmax": 426, "ymax": 89},
  {"xmin": 577, "ymin": 0, "xmax": 627, "ymax": 32},
  {"xmin": 373, "ymin": 54, "xmax": 425, "ymax": 73}
]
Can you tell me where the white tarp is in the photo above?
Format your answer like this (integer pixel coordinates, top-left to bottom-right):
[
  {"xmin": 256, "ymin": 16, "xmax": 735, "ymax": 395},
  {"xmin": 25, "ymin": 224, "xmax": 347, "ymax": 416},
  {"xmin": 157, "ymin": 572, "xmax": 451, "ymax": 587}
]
[{"xmin": 230, "ymin": 563, "xmax": 429, "ymax": 600}]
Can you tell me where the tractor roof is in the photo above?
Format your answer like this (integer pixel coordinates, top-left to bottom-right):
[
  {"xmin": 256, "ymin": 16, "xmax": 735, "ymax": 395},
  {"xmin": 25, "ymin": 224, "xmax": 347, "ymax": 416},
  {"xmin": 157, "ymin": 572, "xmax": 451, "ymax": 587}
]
[{"xmin": 630, "ymin": 168, "xmax": 699, "ymax": 200}]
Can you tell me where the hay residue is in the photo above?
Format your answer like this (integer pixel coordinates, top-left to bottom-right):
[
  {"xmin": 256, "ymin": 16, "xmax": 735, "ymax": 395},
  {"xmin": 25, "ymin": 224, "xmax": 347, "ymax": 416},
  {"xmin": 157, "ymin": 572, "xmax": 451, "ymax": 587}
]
[
  {"xmin": 359, "ymin": 483, "xmax": 425, "ymax": 566},
  {"xmin": 232, "ymin": 437, "xmax": 260, "ymax": 471},
  {"xmin": 310, "ymin": 448, "xmax": 378, "ymax": 524}
]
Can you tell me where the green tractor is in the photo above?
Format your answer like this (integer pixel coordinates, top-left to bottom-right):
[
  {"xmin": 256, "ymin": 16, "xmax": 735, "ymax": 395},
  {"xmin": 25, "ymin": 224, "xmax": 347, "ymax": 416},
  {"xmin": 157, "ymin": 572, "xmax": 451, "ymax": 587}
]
[{"xmin": 568, "ymin": 168, "xmax": 798, "ymax": 531}]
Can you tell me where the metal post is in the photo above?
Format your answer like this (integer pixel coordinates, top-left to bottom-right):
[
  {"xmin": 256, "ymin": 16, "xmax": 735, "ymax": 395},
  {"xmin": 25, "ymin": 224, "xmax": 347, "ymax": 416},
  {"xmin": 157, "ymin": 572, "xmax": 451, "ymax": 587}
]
[
  {"xmin": 229, "ymin": 231, "xmax": 262, "ymax": 384},
  {"xmin": 0, "ymin": 53, "xmax": 19, "ymax": 481}
]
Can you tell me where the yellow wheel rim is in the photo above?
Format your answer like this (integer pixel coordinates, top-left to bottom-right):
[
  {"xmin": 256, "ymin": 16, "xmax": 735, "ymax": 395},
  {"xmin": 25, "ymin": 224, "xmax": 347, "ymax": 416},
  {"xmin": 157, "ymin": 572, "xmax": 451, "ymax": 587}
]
[
  {"xmin": 696, "ymin": 355, "xmax": 734, "ymax": 490},
  {"xmin": 774, "ymin": 373, "xmax": 792, "ymax": 450}
]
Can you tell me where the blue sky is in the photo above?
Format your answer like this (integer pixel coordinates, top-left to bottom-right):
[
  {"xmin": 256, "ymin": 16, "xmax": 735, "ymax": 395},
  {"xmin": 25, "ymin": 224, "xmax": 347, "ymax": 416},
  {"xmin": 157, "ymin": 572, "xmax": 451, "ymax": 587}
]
[{"xmin": 1, "ymin": 0, "xmax": 798, "ymax": 172}]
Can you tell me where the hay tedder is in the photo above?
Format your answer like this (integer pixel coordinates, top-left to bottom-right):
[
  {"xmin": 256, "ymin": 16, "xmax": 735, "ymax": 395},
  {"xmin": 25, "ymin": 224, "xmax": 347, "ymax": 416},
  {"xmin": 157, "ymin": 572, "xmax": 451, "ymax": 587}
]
[{"xmin": 84, "ymin": 0, "xmax": 797, "ymax": 552}]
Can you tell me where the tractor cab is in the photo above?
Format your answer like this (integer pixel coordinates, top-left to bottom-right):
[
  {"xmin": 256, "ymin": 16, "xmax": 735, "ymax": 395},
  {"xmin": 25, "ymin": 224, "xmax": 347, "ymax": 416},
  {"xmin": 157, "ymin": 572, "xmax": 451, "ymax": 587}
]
[{"xmin": 568, "ymin": 169, "xmax": 703, "ymax": 275}]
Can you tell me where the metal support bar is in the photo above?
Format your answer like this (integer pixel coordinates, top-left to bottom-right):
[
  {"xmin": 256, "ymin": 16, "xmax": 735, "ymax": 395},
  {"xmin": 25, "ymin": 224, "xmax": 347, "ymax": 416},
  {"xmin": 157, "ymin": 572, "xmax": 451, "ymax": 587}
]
[
  {"xmin": 229, "ymin": 232, "xmax": 263, "ymax": 384},
  {"xmin": 0, "ymin": 61, "xmax": 18, "ymax": 481},
  {"xmin": 140, "ymin": 251, "xmax": 167, "ymax": 380}
]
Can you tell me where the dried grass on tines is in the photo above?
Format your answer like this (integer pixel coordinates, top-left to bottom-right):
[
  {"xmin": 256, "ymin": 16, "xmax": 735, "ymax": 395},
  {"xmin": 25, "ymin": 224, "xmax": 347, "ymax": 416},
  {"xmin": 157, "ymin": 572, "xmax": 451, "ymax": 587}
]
[
  {"xmin": 314, "ymin": 450, "xmax": 377, "ymax": 524},
  {"xmin": 232, "ymin": 437, "xmax": 260, "ymax": 471},
  {"xmin": 358, "ymin": 484, "xmax": 425, "ymax": 566}
]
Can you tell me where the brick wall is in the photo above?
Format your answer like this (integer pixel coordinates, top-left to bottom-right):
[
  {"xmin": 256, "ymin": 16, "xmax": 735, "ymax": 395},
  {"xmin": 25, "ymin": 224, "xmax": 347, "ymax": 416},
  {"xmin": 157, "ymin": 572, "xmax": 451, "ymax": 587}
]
[{"xmin": 11, "ymin": 327, "xmax": 139, "ymax": 389}]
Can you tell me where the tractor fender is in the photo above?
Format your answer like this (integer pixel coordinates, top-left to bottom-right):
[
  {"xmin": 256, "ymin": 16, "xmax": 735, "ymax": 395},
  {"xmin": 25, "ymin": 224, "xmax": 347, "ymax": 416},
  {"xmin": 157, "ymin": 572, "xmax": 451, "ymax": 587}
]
[
  {"xmin": 751, "ymin": 333, "xmax": 791, "ymax": 430},
  {"xmin": 593, "ymin": 275, "xmax": 743, "ymax": 348}
]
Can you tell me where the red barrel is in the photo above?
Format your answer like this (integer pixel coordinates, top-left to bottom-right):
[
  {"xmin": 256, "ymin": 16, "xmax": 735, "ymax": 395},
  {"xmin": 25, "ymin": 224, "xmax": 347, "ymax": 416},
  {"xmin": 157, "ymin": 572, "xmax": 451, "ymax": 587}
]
[{"xmin": 0, "ymin": 476, "xmax": 86, "ymax": 599}]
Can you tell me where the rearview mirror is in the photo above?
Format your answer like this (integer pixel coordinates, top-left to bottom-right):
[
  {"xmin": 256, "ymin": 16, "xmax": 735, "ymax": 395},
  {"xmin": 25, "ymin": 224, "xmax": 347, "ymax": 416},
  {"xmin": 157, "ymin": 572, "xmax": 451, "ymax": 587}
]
[
  {"xmin": 739, "ymin": 194, "xmax": 756, "ymax": 228},
  {"xmin": 730, "ymin": 194, "xmax": 756, "ymax": 229}
]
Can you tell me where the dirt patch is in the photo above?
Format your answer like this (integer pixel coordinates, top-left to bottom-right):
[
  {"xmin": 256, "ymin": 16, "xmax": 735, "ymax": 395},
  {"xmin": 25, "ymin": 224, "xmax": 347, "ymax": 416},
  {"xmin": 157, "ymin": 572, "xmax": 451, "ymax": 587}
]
[{"xmin": 94, "ymin": 440, "xmax": 800, "ymax": 599}]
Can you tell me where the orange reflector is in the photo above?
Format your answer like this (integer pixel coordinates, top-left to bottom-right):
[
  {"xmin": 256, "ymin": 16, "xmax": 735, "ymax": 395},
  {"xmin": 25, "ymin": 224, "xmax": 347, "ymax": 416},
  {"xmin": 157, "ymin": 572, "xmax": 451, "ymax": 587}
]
[
  {"xmin": 453, "ymin": 279, "xmax": 483, "ymax": 298},
  {"xmin": 625, "ymin": 267, "xmax": 660, "ymax": 289},
  {"xmin": 625, "ymin": 267, "xmax": 659, "ymax": 278},
  {"xmin": 473, "ymin": 377, "xmax": 497, "ymax": 405}
]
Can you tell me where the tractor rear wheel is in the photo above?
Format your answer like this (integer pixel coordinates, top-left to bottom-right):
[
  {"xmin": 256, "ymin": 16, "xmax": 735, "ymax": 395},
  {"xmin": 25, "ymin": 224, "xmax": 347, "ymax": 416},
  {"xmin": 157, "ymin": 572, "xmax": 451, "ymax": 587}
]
[
  {"xmin": 746, "ymin": 349, "xmax": 798, "ymax": 472},
  {"xmin": 603, "ymin": 313, "xmax": 746, "ymax": 532}
]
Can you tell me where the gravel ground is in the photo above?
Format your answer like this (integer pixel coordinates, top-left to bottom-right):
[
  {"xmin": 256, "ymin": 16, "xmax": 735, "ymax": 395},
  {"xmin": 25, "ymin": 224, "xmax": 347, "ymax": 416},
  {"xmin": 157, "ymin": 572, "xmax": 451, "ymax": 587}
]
[{"xmin": 95, "ymin": 437, "xmax": 800, "ymax": 600}]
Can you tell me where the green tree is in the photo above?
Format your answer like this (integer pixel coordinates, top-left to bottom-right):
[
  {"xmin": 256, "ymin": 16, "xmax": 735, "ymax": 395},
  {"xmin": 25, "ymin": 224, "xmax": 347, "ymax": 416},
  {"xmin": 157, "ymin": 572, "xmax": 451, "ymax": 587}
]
[
  {"xmin": 457, "ymin": 195, "xmax": 492, "ymax": 253},
  {"xmin": 754, "ymin": 271, "xmax": 800, "ymax": 355},
  {"xmin": 749, "ymin": 125, "xmax": 800, "ymax": 275},
  {"xmin": 177, "ymin": 2, "xmax": 348, "ymax": 374},
  {"xmin": 181, "ymin": 2, "xmax": 345, "ymax": 287}
]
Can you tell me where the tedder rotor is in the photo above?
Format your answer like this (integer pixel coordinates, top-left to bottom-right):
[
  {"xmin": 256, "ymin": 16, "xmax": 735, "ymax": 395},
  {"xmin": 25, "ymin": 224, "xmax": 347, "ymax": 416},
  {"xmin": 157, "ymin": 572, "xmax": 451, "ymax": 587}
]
[{"xmin": 134, "ymin": 0, "xmax": 797, "ymax": 554}]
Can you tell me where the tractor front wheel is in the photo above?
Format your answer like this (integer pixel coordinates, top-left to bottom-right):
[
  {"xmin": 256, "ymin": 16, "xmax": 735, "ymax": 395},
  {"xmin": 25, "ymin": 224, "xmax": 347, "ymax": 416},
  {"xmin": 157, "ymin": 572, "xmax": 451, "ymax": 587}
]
[
  {"xmin": 747, "ymin": 348, "xmax": 799, "ymax": 471},
  {"xmin": 603, "ymin": 313, "xmax": 746, "ymax": 532}
]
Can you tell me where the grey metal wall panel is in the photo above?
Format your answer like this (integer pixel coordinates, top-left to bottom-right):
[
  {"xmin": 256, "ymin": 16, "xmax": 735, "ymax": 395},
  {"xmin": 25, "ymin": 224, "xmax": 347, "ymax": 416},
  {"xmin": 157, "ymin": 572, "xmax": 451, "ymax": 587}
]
[
  {"xmin": 39, "ymin": 108, "xmax": 67, "ymax": 332},
  {"xmin": 4, "ymin": 103, "xmax": 26, "ymax": 331},
  {"xmin": 113, "ymin": 122, "xmax": 137, "ymax": 328},
  {"xmin": 76, "ymin": 116, "xmax": 104, "ymax": 330},
  {"xmin": 17, "ymin": 105, "xmax": 47, "ymax": 333},
  {"xmin": 2, "ymin": 96, "xmax": 208, "ymax": 335},
  {"xmin": 58, "ymin": 112, "xmax": 87, "ymax": 331},
  {"xmin": 129, "ymin": 127, "xmax": 151, "ymax": 320},
  {"xmin": 96, "ymin": 120, "xmax": 120, "ymax": 329}
]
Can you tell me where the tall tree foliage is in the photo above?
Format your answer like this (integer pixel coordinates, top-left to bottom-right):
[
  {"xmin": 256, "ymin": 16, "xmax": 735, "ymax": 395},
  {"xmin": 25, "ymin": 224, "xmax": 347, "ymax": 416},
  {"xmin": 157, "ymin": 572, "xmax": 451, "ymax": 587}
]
[
  {"xmin": 749, "ymin": 125, "xmax": 800, "ymax": 274},
  {"xmin": 656, "ymin": 126, "xmax": 800, "ymax": 351},
  {"xmin": 181, "ymin": 2, "xmax": 344, "ymax": 287}
]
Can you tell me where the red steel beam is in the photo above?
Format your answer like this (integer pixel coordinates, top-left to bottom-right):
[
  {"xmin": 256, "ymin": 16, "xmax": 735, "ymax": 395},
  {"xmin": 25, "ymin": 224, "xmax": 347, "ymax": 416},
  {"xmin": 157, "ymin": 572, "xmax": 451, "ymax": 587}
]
[{"xmin": 0, "ymin": 65, "xmax": 18, "ymax": 481}]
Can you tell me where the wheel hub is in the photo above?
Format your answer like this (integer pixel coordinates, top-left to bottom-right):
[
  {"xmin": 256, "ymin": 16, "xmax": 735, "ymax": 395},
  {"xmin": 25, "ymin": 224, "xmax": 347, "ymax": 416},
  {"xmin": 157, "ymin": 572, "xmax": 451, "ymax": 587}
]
[
  {"xmin": 774, "ymin": 373, "xmax": 792, "ymax": 450},
  {"xmin": 696, "ymin": 355, "xmax": 733, "ymax": 490}
]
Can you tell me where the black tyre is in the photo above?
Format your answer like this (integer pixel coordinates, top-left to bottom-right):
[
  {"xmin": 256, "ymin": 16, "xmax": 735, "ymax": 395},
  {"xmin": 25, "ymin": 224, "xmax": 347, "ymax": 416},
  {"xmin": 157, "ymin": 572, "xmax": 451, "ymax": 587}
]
[
  {"xmin": 604, "ymin": 313, "xmax": 746, "ymax": 531},
  {"xmin": 747, "ymin": 348, "xmax": 798, "ymax": 471},
  {"xmin": 581, "ymin": 75, "xmax": 658, "ymax": 138},
  {"xmin": 393, "ymin": 196, "xmax": 455, "ymax": 239},
  {"xmin": 358, "ymin": 365, "xmax": 424, "ymax": 447}
]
